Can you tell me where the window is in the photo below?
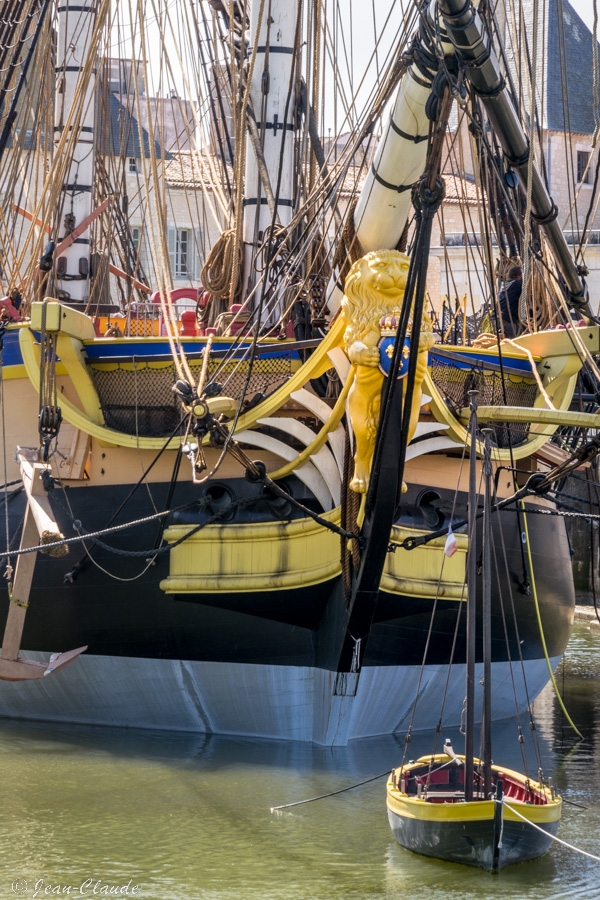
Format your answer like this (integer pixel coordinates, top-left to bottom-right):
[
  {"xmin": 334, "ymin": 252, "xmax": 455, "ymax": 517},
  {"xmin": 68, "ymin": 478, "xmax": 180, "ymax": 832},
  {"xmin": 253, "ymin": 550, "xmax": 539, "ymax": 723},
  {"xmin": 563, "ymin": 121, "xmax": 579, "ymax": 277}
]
[
  {"xmin": 564, "ymin": 229, "xmax": 600, "ymax": 245},
  {"xmin": 174, "ymin": 228, "xmax": 189, "ymax": 278},
  {"xmin": 168, "ymin": 226, "xmax": 203, "ymax": 280},
  {"xmin": 130, "ymin": 225, "xmax": 147, "ymax": 275},
  {"xmin": 443, "ymin": 232, "xmax": 498, "ymax": 248},
  {"xmin": 129, "ymin": 157, "xmax": 138, "ymax": 174},
  {"xmin": 577, "ymin": 151, "xmax": 592, "ymax": 184}
]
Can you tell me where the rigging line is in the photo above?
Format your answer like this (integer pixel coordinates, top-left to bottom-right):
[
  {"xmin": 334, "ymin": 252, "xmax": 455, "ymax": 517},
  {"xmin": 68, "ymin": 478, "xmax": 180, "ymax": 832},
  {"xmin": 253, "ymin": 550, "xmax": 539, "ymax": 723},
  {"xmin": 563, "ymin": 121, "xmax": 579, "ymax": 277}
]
[
  {"xmin": 228, "ymin": 0, "xmax": 268, "ymax": 306},
  {"xmin": 419, "ymin": 452, "xmax": 471, "ymax": 773},
  {"xmin": 221, "ymin": 0, "xmax": 301, "ymax": 438},
  {"xmin": 491, "ymin": 522, "xmax": 534, "ymax": 779},
  {"xmin": 197, "ymin": 0, "xmax": 234, "ymax": 195},
  {"xmin": 270, "ymin": 770, "xmax": 390, "ymax": 813},
  {"xmin": 2, "ymin": 473, "xmax": 357, "ymax": 561},
  {"xmin": 548, "ymin": 485, "xmax": 600, "ymax": 508},
  {"xmin": 131, "ymin": 0, "xmax": 193, "ymax": 385},
  {"xmin": 556, "ymin": 0, "xmax": 580, "ymax": 243},
  {"xmin": 499, "ymin": 800, "xmax": 600, "ymax": 861},
  {"xmin": 330, "ymin": 0, "xmax": 405, "ymax": 135},
  {"xmin": 519, "ymin": 0, "xmax": 539, "ymax": 329},
  {"xmin": 463, "ymin": 123, "xmax": 528, "ymax": 576},
  {"xmin": 520, "ymin": 500, "xmax": 582, "ymax": 739},
  {"xmin": 0, "ymin": 340, "xmax": 11, "ymax": 576},
  {"xmin": 583, "ymin": 462, "xmax": 600, "ymax": 626},
  {"xmin": 514, "ymin": 0, "xmax": 549, "ymax": 190},
  {"xmin": 594, "ymin": 0, "xmax": 600, "ymax": 145},
  {"xmin": 55, "ymin": 467, "xmax": 158, "ymax": 584},
  {"xmin": 576, "ymin": 147, "xmax": 600, "ymax": 259},
  {"xmin": 109, "ymin": 0, "xmax": 182, "ymax": 49},
  {"xmin": 455, "ymin": 117, "xmax": 490, "ymax": 316},
  {"xmin": 320, "ymin": 6, "xmax": 415, "ymax": 171},
  {"xmin": 467, "ymin": 111, "xmax": 536, "ymax": 570},
  {"xmin": 511, "ymin": 505, "xmax": 600, "ymax": 521},
  {"xmin": 0, "ymin": 0, "xmax": 52, "ymax": 163},
  {"xmin": 61, "ymin": 413, "xmax": 189, "ymax": 581},
  {"xmin": 157, "ymin": 0, "xmax": 230, "ymax": 217},
  {"xmin": 465, "ymin": 117, "xmax": 501, "ymax": 324},
  {"xmin": 490, "ymin": 444, "xmax": 543, "ymax": 777},
  {"xmin": 15, "ymin": 0, "xmax": 113, "ymax": 290}
]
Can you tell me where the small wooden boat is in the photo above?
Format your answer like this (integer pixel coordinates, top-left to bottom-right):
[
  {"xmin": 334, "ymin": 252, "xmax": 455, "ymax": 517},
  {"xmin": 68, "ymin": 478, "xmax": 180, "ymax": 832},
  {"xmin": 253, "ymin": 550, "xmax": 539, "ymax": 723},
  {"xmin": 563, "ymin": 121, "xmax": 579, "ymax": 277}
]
[
  {"xmin": 386, "ymin": 747, "xmax": 562, "ymax": 871},
  {"xmin": 386, "ymin": 409, "xmax": 563, "ymax": 871}
]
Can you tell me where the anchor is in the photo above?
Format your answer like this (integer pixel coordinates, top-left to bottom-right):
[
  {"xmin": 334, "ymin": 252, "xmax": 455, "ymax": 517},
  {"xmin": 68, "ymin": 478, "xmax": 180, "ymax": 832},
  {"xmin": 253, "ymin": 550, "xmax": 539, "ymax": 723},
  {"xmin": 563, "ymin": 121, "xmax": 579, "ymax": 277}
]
[{"xmin": 0, "ymin": 452, "xmax": 86, "ymax": 681}]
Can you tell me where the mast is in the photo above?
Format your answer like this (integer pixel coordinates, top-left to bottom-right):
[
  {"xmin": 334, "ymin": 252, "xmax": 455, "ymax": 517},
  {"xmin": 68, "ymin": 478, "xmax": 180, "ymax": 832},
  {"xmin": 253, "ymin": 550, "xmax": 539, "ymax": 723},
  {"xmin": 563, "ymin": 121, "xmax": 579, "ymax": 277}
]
[
  {"xmin": 437, "ymin": 0, "xmax": 589, "ymax": 311},
  {"xmin": 465, "ymin": 390, "xmax": 478, "ymax": 802},
  {"xmin": 53, "ymin": 0, "xmax": 97, "ymax": 304},
  {"xmin": 241, "ymin": 2, "xmax": 297, "ymax": 300},
  {"xmin": 482, "ymin": 427, "xmax": 493, "ymax": 799}
]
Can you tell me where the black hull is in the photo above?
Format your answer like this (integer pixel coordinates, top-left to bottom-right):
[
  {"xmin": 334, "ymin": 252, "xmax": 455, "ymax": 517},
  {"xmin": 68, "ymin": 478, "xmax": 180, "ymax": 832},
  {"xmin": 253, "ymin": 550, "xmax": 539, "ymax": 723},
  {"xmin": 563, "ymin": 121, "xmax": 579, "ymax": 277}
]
[
  {"xmin": 0, "ymin": 478, "xmax": 574, "ymax": 669},
  {"xmin": 0, "ymin": 475, "xmax": 575, "ymax": 742},
  {"xmin": 387, "ymin": 807, "xmax": 559, "ymax": 870}
]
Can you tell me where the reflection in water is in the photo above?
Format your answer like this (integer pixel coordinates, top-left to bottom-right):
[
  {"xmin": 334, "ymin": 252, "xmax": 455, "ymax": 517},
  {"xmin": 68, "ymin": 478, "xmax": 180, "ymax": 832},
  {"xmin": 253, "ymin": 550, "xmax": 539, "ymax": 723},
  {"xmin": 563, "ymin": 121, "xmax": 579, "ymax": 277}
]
[{"xmin": 0, "ymin": 622, "xmax": 597, "ymax": 900}]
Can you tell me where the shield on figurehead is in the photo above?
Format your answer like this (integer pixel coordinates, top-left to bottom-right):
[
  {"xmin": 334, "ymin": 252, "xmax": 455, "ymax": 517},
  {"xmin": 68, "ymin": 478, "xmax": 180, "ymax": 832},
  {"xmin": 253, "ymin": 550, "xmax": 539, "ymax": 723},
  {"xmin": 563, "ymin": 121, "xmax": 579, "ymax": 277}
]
[{"xmin": 378, "ymin": 314, "xmax": 411, "ymax": 379}]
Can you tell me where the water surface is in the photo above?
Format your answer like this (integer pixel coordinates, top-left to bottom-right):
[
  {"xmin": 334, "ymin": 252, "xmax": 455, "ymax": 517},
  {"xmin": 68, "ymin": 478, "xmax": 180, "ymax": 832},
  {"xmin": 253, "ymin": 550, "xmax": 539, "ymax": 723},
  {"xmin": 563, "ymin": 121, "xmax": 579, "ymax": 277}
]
[{"xmin": 0, "ymin": 620, "xmax": 598, "ymax": 900}]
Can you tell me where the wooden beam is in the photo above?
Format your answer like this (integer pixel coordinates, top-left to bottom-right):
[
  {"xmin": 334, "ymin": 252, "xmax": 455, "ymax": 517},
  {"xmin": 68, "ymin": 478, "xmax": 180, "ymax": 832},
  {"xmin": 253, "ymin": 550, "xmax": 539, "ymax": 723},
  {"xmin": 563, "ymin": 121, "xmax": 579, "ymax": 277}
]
[
  {"xmin": 458, "ymin": 405, "xmax": 600, "ymax": 429},
  {"xmin": 19, "ymin": 459, "xmax": 69, "ymax": 552},
  {"xmin": 1, "ymin": 508, "xmax": 38, "ymax": 661}
]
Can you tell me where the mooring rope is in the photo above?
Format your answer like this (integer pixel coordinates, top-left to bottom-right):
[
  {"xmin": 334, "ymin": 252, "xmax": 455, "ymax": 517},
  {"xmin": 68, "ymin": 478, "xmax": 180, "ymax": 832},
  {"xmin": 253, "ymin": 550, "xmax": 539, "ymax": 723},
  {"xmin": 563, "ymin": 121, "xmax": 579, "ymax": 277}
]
[
  {"xmin": 499, "ymin": 799, "xmax": 600, "ymax": 862},
  {"xmin": 270, "ymin": 771, "xmax": 390, "ymax": 813}
]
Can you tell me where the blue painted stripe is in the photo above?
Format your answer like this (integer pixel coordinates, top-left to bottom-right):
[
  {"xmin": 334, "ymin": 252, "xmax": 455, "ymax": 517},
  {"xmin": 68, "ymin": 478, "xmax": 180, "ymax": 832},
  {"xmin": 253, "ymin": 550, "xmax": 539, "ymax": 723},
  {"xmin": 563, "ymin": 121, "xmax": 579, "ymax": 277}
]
[
  {"xmin": 429, "ymin": 349, "xmax": 534, "ymax": 373},
  {"xmin": 83, "ymin": 339, "xmax": 300, "ymax": 361},
  {"xmin": 0, "ymin": 330, "xmax": 24, "ymax": 368}
]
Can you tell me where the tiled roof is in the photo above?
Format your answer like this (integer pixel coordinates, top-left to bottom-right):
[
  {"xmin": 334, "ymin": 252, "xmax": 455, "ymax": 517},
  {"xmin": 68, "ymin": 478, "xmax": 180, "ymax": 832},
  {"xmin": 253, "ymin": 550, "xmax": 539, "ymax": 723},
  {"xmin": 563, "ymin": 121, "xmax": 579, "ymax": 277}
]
[
  {"xmin": 505, "ymin": 0, "xmax": 600, "ymax": 134},
  {"xmin": 442, "ymin": 173, "xmax": 479, "ymax": 204},
  {"xmin": 164, "ymin": 151, "xmax": 480, "ymax": 210},
  {"xmin": 165, "ymin": 151, "xmax": 230, "ymax": 188}
]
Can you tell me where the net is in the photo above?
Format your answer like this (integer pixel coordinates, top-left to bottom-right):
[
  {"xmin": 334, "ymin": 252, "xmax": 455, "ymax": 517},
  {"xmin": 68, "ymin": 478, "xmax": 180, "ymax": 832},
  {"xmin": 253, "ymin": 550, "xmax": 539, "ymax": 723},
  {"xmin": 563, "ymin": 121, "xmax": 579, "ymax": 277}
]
[
  {"xmin": 89, "ymin": 353, "xmax": 295, "ymax": 436},
  {"xmin": 430, "ymin": 358, "xmax": 538, "ymax": 447}
]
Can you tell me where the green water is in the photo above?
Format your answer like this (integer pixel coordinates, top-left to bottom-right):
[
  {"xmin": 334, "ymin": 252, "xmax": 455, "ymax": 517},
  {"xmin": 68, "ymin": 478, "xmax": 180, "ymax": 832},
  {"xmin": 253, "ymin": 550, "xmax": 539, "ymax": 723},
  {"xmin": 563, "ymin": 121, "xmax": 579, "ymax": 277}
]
[{"xmin": 0, "ymin": 622, "xmax": 599, "ymax": 900}]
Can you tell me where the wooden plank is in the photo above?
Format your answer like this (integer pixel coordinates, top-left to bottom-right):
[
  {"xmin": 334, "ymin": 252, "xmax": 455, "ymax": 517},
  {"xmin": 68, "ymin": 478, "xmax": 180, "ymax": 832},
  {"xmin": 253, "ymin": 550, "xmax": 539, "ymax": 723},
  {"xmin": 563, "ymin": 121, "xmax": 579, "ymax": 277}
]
[
  {"xmin": 19, "ymin": 459, "xmax": 67, "ymax": 551},
  {"xmin": 458, "ymin": 405, "xmax": 600, "ymax": 428},
  {"xmin": 1, "ymin": 508, "xmax": 38, "ymax": 661}
]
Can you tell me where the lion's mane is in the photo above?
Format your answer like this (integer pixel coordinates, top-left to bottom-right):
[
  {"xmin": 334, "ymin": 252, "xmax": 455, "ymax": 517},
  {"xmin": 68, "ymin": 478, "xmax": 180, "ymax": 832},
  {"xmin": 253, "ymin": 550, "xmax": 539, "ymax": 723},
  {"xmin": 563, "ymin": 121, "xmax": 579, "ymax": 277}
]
[
  {"xmin": 341, "ymin": 249, "xmax": 435, "ymax": 352},
  {"xmin": 342, "ymin": 249, "xmax": 408, "ymax": 351}
]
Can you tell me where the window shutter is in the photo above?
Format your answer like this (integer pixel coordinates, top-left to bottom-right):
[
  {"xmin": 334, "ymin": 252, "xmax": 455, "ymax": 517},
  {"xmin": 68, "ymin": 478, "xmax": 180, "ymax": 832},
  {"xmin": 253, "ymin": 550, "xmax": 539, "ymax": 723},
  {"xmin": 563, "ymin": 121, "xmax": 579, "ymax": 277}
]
[
  {"xmin": 194, "ymin": 226, "xmax": 203, "ymax": 281},
  {"xmin": 167, "ymin": 226, "xmax": 177, "ymax": 279}
]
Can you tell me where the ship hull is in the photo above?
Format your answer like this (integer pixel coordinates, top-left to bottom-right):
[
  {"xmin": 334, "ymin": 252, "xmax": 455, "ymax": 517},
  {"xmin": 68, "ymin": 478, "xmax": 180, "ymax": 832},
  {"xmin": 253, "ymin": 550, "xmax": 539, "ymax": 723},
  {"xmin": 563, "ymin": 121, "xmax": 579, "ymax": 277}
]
[
  {"xmin": 0, "ymin": 477, "xmax": 575, "ymax": 744},
  {"xmin": 387, "ymin": 807, "xmax": 559, "ymax": 870},
  {"xmin": 0, "ymin": 652, "xmax": 561, "ymax": 745}
]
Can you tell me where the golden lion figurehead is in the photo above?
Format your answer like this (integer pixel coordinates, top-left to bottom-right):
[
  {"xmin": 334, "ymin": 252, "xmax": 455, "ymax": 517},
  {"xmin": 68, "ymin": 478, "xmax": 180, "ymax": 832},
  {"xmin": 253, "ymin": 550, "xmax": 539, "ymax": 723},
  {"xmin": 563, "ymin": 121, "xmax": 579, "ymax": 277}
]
[{"xmin": 342, "ymin": 249, "xmax": 410, "ymax": 351}]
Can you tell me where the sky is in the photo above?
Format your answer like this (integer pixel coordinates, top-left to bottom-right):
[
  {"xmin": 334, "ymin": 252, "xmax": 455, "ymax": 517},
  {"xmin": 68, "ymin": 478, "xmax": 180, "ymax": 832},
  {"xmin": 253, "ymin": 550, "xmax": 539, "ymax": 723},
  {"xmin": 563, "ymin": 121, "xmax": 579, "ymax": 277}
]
[
  {"xmin": 569, "ymin": 0, "xmax": 595, "ymax": 30},
  {"xmin": 105, "ymin": 0, "xmax": 600, "ymax": 137}
]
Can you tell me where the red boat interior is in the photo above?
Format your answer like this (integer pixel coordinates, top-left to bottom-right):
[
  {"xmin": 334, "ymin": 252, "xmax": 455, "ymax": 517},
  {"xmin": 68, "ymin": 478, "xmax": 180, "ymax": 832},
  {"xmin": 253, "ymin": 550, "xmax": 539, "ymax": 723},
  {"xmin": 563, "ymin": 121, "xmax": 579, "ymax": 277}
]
[{"xmin": 392, "ymin": 763, "xmax": 550, "ymax": 804}]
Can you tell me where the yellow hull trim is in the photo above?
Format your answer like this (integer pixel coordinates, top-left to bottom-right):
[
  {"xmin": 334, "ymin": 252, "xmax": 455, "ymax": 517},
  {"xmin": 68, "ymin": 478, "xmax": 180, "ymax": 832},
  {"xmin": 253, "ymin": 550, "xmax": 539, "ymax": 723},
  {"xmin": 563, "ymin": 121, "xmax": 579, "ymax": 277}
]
[
  {"xmin": 160, "ymin": 509, "xmax": 342, "ymax": 593},
  {"xmin": 386, "ymin": 755, "xmax": 562, "ymax": 825},
  {"xmin": 19, "ymin": 316, "xmax": 345, "ymax": 450},
  {"xmin": 160, "ymin": 515, "xmax": 469, "ymax": 597}
]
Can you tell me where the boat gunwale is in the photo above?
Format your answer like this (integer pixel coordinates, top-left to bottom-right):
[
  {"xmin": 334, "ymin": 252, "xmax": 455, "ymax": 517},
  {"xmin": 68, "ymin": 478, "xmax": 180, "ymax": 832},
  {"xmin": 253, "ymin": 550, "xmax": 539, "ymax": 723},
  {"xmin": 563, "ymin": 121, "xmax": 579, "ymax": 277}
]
[{"xmin": 386, "ymin": 755, "xmax": 562, "ymax": 824}]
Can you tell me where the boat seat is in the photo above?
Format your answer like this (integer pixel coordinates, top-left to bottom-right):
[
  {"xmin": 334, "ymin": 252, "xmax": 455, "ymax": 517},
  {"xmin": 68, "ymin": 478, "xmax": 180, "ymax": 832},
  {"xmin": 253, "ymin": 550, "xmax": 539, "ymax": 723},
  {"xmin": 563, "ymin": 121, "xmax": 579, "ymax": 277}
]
[{"xmin": 423, "ymin": 791, "xmax": 465, "ymax": 799}]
